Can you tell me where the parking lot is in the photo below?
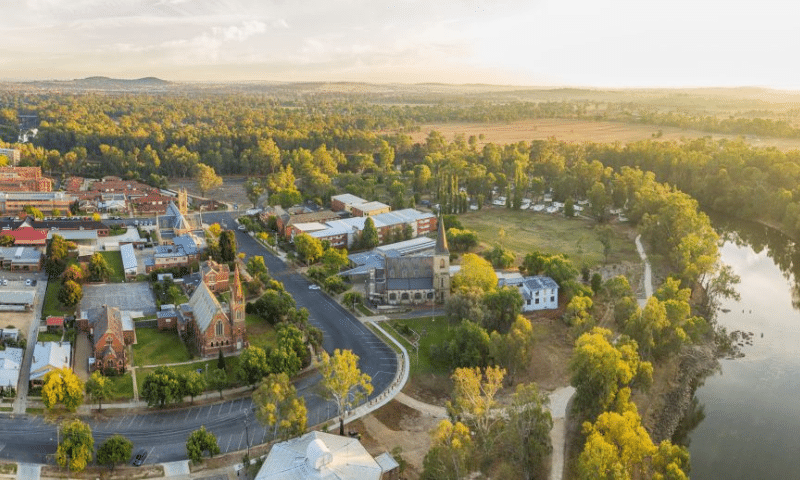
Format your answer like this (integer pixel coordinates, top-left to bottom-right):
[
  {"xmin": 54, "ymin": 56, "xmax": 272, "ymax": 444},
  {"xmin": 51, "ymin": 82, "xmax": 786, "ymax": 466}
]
[
  {"xmin": 79, "ymin": 282, "xmax": 157, "ymax": 320},
  {"xmin": 0, "ymin": 270, "xmax": 48, "ymax": 334}
]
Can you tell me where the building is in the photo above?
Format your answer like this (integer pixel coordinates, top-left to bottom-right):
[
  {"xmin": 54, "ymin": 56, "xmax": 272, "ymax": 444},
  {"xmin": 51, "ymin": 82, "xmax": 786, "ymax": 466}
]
[
  {"xmin": 498, "ymin": 275, "xmax": 559, "ymax": 311},
  {"xmin": 29, "ymin": 342, "xmax": 71, "ymax": 387},
  {"xmin": 0, "ymin": 192, "xmax": 74, "ymax": 215},
  {"xmin": 199, "ymin": 259, "xmax": 230, "ymax": 293},
  {"xmin": 157, "ymin": 196, "xmax": 202, "ymax": 240},
  {"xmin": 0, "ymin": 148, "xmax": 20, "ymax": 166},
  {"xmin": 145, "ymin": 233, "xmax": 202, "ymax": 272},
  {"xmin": 178, "ymin": 266, "xmax": 247, "ymax": 357},
  {"xmin": 130, "ymin": 192, "xmax": 174, "ymax": 215},
  {"xmin": 157, "ymin": 304, "xmax": 179, "ymax": 331},
  {"xmin": 120, "ymin": 243, "xmax": 138, "ymax": 279},
  {"xmin": 255, "ymin": 431, "xmax": 398, "ymax": 480},
  {"xmin": 0, "ymin": 291, "xmax": 35, "ymax": 311},
  {"xmin": 307, "ymin": 209, "xmax": 437, "ymax": 249},
  {"xmin": 0, "ymin": 166, "xmax": 52, "ymax": 192},
  {"xmin": 0, "ymin": 246, "xmax": 43, "ymax": 271},
  {"xmin": 0, "ymin": 347, "xmax": 22, "ymax": 392},
  {"xmin": 351, "ymin": 201, "xmax": 391, "ymax": 217},
  {"xmin": 45, "ymin": 316, "xmax": 64, "ymax": 332},
  {"xmin": 78, "ymin": 305, "xmax": 135, "ymax": 373},
  {"xmin": 0, "ymin": 226, "xmax": 47, "ymax": 246}
]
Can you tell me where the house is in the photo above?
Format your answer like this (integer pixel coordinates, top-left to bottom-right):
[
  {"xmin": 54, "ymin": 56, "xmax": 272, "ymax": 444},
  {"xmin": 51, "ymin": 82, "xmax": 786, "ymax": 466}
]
[
  {"xmin": 29, "ymin": 342, "xmax": 71, "ymax": 387},
  {"xmin": 46, "ymin": 316, "xmax": 64, "ymax": 332},
  {"xmin": 157, "ymin": 304, "xmax": 179, "ymax": 331},
  {"xmin": 120, "ymin": 243, "xmax": 138, "ymax": 279},
  {"xmin": 177, "ymin": 266, "xmax": 247, "ymax": 357},
  {"xmin": 255, "ymin": 431, "xmax": 398, "ymax": 480},
  {"xmin": 0, "ymin": 226, "xmax": 48, "ymax": 246},
  {"xmin": 199, "ymin": 259, "xmax": 230, "ymax": 293},
  {"xmin": 0, "ymin": 347, "xmax": 22, "ymax": 392},
  {"xmin": 0, "ymin": 291, "xmax": 35, "ymax": 311},
  {"xmin": 498, "ymin": 275, "xmax": 559, "ymax": 311},
  {"xmin": 145, "ymin": 233, "xmax": 202, "ymax": 272},
  {"xmin": 78, "ymin": 305, "xmax": 135, "ymax": 373},
  {"xmin": 0, "ymin": 191, "xmax": 74, "ymax": 215},
  {"xmin": 0, "ymin": 166, "xmax": 53, "ymax": 192}
]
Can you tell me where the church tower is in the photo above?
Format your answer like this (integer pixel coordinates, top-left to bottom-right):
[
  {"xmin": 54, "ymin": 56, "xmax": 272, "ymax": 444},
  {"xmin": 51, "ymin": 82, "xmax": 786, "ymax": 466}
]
[
  {"xmin": 433, "ymin": 216, "xmax": 450, "ymax": 303},
  {"xmin": 178, "ymin": 188, "xmax": 188, "ymax": 215},
  {"xmin": 229, "ymin": 264, "xmax": 247, "ymax": 350}
]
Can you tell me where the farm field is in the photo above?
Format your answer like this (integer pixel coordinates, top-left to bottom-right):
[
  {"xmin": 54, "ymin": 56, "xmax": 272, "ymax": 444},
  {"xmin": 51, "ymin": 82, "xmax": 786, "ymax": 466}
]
[{"xmin": 402, "ymin": 118, "xmax": 800, "ymax": 151}]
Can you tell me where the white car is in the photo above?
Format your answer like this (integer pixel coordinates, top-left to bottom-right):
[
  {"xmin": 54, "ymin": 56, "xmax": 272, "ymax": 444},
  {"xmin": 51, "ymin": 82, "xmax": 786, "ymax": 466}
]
[
  {"xmin": 308, "ymin": 284, "xmax": 321, "ymax": 290},
  {"xmin": 238, "ymin": 225, "xmax": 246, "ymax": 231},
  {"xmin": 25, "ymin": 279, "xmax": 32, "ymax": 286}
]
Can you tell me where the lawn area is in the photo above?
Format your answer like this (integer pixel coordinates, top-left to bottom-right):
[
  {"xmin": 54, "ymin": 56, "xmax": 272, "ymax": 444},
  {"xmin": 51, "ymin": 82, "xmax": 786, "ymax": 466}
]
[
  {"xmin": 136, "ymin": 356, "xmax": 242, "ymax": 396},
  {"xmin": 246, "ymin": 314, "xmax": 278, "ymax": 351},
  {"xmin": 41, "ymin": 278, "xmax": 74, "ymax": 320},
  {"xmin": 105, "ymin": 373, "xmax": 134, "ymax": 400},
  {"xmin": 37, "ymin": 331, "xmax": 63, "ymax": 342},
  {"xmin": 132, "ymin": 328, "xmax": 190, "ymax": 366},
  {"xmin": 98, "ymin": 251, "xmax": 125, "ymax": 282},
  {"xmin": 459, "ymin": 208, "xmax": 639, "ymax": 268},
  {"xmin": 382, "ymin": 316, "xmax": 450, "ymax": 377}
]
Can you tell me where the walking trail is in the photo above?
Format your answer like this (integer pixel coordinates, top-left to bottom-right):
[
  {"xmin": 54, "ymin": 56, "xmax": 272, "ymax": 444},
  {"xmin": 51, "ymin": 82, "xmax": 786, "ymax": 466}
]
[{"xmin": 635, "ymin": 234, "xmax": 654, "ymax": 307}]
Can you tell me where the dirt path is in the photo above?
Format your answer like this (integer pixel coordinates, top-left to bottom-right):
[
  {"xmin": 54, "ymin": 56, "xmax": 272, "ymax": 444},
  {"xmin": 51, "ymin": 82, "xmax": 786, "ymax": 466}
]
[
  {"xmin": 547, "ymin": 386, "xmax": 576, "ymax": 480},
  {"xmin": 635, "ymin": 234, "xmax": 653, "ymax": 307}
]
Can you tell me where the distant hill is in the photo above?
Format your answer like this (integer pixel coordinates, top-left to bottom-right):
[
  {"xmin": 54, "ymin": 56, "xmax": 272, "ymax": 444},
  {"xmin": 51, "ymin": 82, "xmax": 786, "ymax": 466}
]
[{"xmin": 74, "ymin": 76, "xmax": 171, "ymax": 88}]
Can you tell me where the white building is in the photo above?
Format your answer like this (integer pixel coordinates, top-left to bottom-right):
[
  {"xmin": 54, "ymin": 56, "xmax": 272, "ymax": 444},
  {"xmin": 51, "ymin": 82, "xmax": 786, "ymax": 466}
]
[
  {"xmin": 30, "ymin": 342, "xmax": 71, "ymax": 386},
  {"xmin": 0, "ymin": 347, "xmax": 22, "ymax": 391},
  {"xmin": 120, "ymin": 243, "xmax": 138, "ymax": 278},
  {"xmin": 498, "ymin": 275, "xmax": 559, "ymax": 311},
  {"xmin": 255, "ymin": 431, "xmax": 398, "ymax": 480}
]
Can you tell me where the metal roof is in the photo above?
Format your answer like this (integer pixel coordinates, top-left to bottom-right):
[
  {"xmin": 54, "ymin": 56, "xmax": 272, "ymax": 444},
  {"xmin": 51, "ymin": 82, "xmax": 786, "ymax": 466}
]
[
  {"xmin": 120, "ymin": 243, "xmax": 137, "ymax": 272},
  {"xmin": 0, "ymin": 290, "xmax": 35, "ymax": 306},
  {"xmin": 188, "ymin": 282, "xmax": 223, "ymax": 334},
  {"xmin": 30, "ymin": 342, "xmax": 71, "ymax": 382}
]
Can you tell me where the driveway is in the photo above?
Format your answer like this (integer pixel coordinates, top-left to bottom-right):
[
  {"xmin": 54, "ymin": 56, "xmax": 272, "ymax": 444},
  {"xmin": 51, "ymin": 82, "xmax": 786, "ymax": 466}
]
[
  {"xmin": 79, "ymin": 282, "xmax": 156, "ymax": 320},
  {"xmin": 73, "ymin": 333, "xmax": 91, "ymax": 382}
]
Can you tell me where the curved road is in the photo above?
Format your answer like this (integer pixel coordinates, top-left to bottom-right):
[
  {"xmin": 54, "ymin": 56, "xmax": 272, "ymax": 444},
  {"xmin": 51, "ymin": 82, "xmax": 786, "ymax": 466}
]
[{"xmin": 0, "ymin": 211, "xmax": 398, "ymax": 464}]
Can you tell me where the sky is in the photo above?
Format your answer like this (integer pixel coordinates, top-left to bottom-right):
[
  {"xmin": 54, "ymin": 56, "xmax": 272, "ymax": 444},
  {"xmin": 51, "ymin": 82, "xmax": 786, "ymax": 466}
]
[{"xmin": 1, "ymin": 0, "xmax": 798, "ymax": 89}]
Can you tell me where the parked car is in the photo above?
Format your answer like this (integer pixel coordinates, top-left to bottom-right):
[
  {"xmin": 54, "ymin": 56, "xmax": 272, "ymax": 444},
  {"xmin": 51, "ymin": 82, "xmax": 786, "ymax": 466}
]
[
  {"xmin": 24, "ymin": 279, "xmax": 31, "ymax": 286},
  {"xmin": 238, "ymin": 225, "xmax": 246, "ymax": 231},
  {"xmin": 132, "ymin": 449, "xmax": 147, "ymax": 466},
  {"xmin": 1, "ymin": 279, "xmax": 6, "ymax": 286},
  {"xmin": 308, "ymin": 284, "xmax": 321, "ymax": 290}
]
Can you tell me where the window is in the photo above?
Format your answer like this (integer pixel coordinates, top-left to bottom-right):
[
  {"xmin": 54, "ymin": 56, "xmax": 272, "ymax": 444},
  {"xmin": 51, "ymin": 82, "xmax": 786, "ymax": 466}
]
[
  {"xmin": 427, "ymin": 292, "xmax": 434, "ymax": 299},
  {"xmin": 389, "ymin": 293, "xmax": 397, "ymax": 301},
  {"xmin": 550, "ymin": 296, "xmax": 555, "ymax": 302},
  {"xmin": 401, "ymin": 293, "xmax": 409, "ymax": 300},
  {"xmin": 216, "ymin": 322, "xmax": 223, "ymax": 336},
  {"xmin": 535, "ymin": 298, "xmax": 539, "ymax": 304},
  {"xmin": 439, "ymin": 259, "xmax": 445, "ymax": 268},
  {"xmin": 414, "ymin": 292, "xmax": 422, "ymax": 300},
  {"xmin": 527, "ymin": 300, "xmax": 531, "ymax": 305}
]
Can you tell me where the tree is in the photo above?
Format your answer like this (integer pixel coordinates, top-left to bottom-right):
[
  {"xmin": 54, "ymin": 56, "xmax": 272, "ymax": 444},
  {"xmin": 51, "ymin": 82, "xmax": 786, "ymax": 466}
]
[
  {"xmin": 62, "ymin": 264, "xmax": 85, "ymax": 284},
  {"xmin": 597, "ymin": 225, "xmax": 614, "ymax": 263},
  {"xmin": 443, "ymin": 320, "xmax": 491, "ymax": 368},
  {"xmin": 219, "ymin": 230, "xmax": 237, "ymax": 262},
  {"xmin": 359, "ymin": 217, "xmax": 379, "ymax": 250},
  {"xmin": 56, "ymin": 419, "xmax": 94, "ymax": 473},
  {"xmin": 447, "ymin": 366, "xmax": 505, "ymax": 441},
  {"xmin": 58, "ymin": 279, "xmax": 83, "ymax": 307},
  {"xmin": 490, "ymin": 315, "xmax": 536, "ymax": 379},
  {"xmin": 317, "ymin": 349, "xmax": 373, "ymax": 435},
  {"xmin": 237, "ymin": 346, "xmax": 271, "ymax": 388},
  {"xmin": 207, "ymin": 223, "xmax": 222, "ymax": 237},
  {"xmin": 452, "ymin": 253, "xmax": 497, "ymax": 294},
  {"xmin": 141, "ymin": 366, "xmax": 182, "ymax": 407},
  {"xmin": 182, "ymin": 371, "xmax": 207, "ymax": 404},
  {"xmin": 42, "ymin": 368, "xmax": 84, "ymax": 412},
  {"xmin": 503, "ymin": 383, "xmax": 553, "ymax": 480},
  {"xmin": 483, "ymin": 244, "xmax": 515, "ymax": 269},
  {"xmin": 208, "ymin": 368, "xmax": 228, "ymax": 399},
  {"xmin": 0, "ymin": 235, "xmax": 13, "ymax": 247},
  {"xmin": 244, "ymin": 177, "xmax": 266, "ymax": 207},
  {"xmin": 23, "ymin": 205, "xmax": 44, "ymax": 219},
  {"xmin": 482, "ymin": 286, "xmax": 524, "ymax": 334},
  {"xmin": 246, "ymin": 255, "xmax": 268, "ymax": 277},
  {"xmin": 186, "ymin": 426, "xmax": 221, "ymax": 463},
  {"xmin": 253, "ymin": 372, "xmax": 308, "ymax": 441},
  {"xmin": 85, "ymin": 371, "xmax": 111, "ymax": 411},
  {"xmin": 421, "ymin": 420, "xmax": 474, "ymax": 480},
  {"xmin": 88, "ymin": 252, "xmax": 112, "ymax": 282},
  {"xmin": 294, "ymin": 233, "xmax": 323, "ymax": 265},
  {"xmin": 569, "ymin": 328, "xmax": 653, "ymax": 419},
  {"xmin": 195, "ymin": 163, "xmax": 223, "ymax": 197},
  {"xmin": 320, "ymin": 247, "xmax": 349, "ymax": 274},
  {"xmin": 96, "ymin": 434, "xmax": 133, "ymax": 472},
  {"xmin": 446, "ymin": 228, "xmax": 478, "ymax": 252},
  {"xmin": 217, "ymin": 349, "xmax": 226, "ymax": 370}
]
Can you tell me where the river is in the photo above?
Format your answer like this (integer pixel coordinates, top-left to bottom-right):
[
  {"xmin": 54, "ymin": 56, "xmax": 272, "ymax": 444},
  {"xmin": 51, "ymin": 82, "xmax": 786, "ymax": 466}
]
[{"xmin": 687, "ymin": 218, "xmax": 800, "ymax": 479}]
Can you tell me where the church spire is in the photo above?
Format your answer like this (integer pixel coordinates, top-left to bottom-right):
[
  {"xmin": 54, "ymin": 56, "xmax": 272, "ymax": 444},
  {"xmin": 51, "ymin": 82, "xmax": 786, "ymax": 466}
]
[
  {"xmin": 232, "ymin": 263, "xmax": 244, "ymax": 303},
  {"xmin": 435, "ymin": 215, "xmax": 449, "ymax": 255}
]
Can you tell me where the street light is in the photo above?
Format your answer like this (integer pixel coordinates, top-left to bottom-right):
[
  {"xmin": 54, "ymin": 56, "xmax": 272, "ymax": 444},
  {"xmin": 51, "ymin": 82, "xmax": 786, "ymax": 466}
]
[{"xmin": 243, "ymin": 408, "xmax": 251, "ymax": 458}]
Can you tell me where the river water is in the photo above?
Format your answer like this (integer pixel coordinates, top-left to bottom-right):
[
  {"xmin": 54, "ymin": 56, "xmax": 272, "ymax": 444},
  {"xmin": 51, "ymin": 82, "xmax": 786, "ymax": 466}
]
[{"xmin": 687, "ymin": 220, "xmax": 800, "ymax": 479}]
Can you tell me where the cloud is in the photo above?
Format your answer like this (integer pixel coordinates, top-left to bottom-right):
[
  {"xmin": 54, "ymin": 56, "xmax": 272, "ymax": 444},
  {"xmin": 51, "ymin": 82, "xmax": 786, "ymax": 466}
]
[{"xmin": 212, "ymin": 20, "xmax": 266, "ymax": 42}]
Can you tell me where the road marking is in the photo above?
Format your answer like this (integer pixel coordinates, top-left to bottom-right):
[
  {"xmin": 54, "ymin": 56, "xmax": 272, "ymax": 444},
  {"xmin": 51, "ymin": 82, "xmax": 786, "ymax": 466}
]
[
  {"xmin": 224, "ymin": 434, "xmax": 233, "ymax": 453},
  {"xmin": 237, "ymin": 431, "xmax": 245, "ymax": 451},
  {"xmin": 184, "ymin": 409, "xmax": 191, "ymax": 421}
]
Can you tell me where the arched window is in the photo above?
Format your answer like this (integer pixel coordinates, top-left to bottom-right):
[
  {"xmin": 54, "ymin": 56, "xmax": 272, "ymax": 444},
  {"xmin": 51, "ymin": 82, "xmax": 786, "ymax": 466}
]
[
  {"xmin": 401, "ymin": 293, "xmax": 409, "ymax": 300},
  {"xmin": 216, "ymin": 321, "xmax": 223, "ymax": 336},
  {"xmin": 439, "ymin": 259, "xmax": 445, "ymax": 268},
  {"xmin": 389, "ymin": 293, "xmax": 397, "ymax": 301},
  {"xmin": 414, "ymin": 292, "xmax": 422, "ymax": 300}
]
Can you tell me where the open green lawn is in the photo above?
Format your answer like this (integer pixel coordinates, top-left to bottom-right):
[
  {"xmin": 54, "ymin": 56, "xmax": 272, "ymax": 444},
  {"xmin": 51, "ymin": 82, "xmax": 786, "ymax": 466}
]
[
  {"xmin": 459, "ymin": 208, "xmax": 639, "ymax": 268},
  {"xmin": 136, "ymin": 356, "xmax": 242, "ymax": 396},
  {"xmin": 381, "ymin": 316, "xmax": 450, "ymax": 377},
  {"xmin": 132, "ymin": 328, "xmax": 190, "ymax": 366},
  {"xmin": 98, "ymin": 251, "xmax": 125, "ymax": 282},
  {"xmin": 41, "ymin": 278, "xmax": 74, "ymax": 320},
  {"xmin": 106, "ymin": 373, "xmax": 134, "ymax": 400},
  {"xmin": 37, "ymin": 331, "xmax": 63, "ymax": 342},
  {"xmin": 246, "ymin": 314, "xmax": 278, "ymax": 351}
]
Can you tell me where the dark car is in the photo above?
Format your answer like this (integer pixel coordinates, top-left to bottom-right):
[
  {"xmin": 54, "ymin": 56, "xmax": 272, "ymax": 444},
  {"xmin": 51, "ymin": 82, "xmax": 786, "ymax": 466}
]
[{"xmin": 132, "ymin": 449, "xmax": 147, "ymax": 466}]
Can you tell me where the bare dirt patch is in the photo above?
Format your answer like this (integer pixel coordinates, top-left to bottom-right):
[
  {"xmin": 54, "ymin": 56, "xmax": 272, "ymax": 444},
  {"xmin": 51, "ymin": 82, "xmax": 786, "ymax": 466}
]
[{"xmin": 400, "ymin": 118, "xmax": 800, "ymax": 151}]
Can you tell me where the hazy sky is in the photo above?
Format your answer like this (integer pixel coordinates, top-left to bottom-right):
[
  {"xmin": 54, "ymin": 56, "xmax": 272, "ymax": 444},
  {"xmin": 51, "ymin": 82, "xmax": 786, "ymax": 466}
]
[{"xmin": 1, "ymin": 0, "xmax": 797, "ymax": 88}]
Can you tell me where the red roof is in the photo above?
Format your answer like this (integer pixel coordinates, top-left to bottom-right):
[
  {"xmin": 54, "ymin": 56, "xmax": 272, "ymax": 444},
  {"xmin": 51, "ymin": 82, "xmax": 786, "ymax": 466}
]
[
  {"xmin": 46, "ymin": 316, "xmax": 64, "ymax": 326},
  {"xmin": 0, "ymin": 227, "xmax": 48, "ymax": 245}
]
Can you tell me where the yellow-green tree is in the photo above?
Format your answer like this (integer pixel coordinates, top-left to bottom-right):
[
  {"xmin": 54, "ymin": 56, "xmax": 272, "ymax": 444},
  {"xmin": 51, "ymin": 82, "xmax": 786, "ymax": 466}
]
[
  {"xmin": 452, "ymin": 253, "xmax": 497, "ymax": 294},
  {"xmin": 42, "ymin": 368, "xmax": 84, "ymax": 412},
  {"xmin": 207, "ymin": 223, "xmax": 222, "ymax": 237},
  {"xmin": 85, "ymin": 371, "xmax": 111, "ymax": 411},
  {"xmin": 447, "ymin": 365, "xmax": 505, "ymax": 440},
  {"xmin": 253, "ymin": 372, "xmax": 307, "ymax": 441},
  {"xmin": 56, "ymin": 419, "xmax": 94, "ymax": 472},
  {"xmin": 569, "ymin": 328, "xmax": 652, "ymax": 419},
  {"xmin": 294, "ymin": 233, "xmax": 323, "ymax": 265},
  {"xmin": 194, "ymin": 163, "xmax": 223, "ymax": 197},
  {"xmin": 317, "ymin": 349, "xmax": 373, "ymax": 435},
  {"xmin": 490, "ymin": 315, "xmax": 535, "ymax": 379},
  {"xmin": 421, "ymin": 420, "xmax": 474, "ymax": 480}
]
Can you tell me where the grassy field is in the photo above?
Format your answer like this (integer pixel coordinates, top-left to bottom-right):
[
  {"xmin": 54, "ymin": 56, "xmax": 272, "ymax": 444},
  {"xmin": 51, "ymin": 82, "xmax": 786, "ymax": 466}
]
[
  {"xmin": 382, "ymin": 316, "xmax": 450, "ymax": 378},
  {"xmin": 37, "ymin": 331, "xmax": 63, "ymax": 343},
  {"xmin": 41, "ymin": 278, "xmax": 74, "ymax": 320},
  {"xmin": 132, "ymin": 328, "xmax": 190, "ymax": 366},
  {"xmin": 246, "ymin": 314, "xmax": 277, "ymax": 351},
  {"xmin": 106, "ymin": 373, "xmax": 134, "ymax": 400},
  {"xmin": 458, "ymin": 208, "xmax": 639, "ymax": 269},
  {"xmin": 98, "ymin": 251, "xmax": 125, "ymax": 282},
  {"xmin": 136, "ymin": 356, "xmax": 242, "ymax": 396}
]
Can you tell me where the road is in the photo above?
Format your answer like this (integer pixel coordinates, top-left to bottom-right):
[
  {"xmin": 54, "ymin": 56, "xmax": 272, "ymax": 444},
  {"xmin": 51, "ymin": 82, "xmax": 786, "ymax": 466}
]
[{"xmin": 0, "ymin": 211, "xmax": 398, "ymax": 464}]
